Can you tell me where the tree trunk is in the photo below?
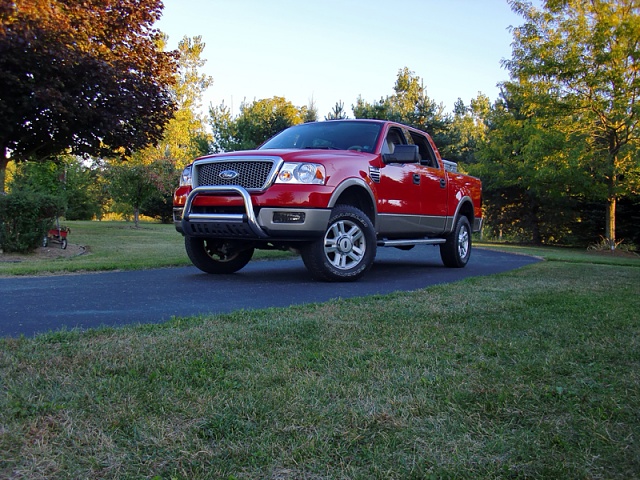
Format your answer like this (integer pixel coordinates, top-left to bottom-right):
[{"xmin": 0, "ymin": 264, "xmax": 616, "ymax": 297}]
[
  {"xmin": 134, "ymin": 207, "xmax": 140, "ymax": 228},
  {"xmin": 1, "ymin": 147, "xmax": 8, "ymax": 194},
  {"xmin": 605, "ymin": 196, "xmax": 616, "ymax": 251}
]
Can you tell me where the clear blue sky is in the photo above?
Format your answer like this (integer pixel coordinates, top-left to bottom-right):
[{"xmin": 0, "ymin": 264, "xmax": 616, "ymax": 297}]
[{"xmin": 156, "ymin": 0, "xmax": 527, "ymax": 119}]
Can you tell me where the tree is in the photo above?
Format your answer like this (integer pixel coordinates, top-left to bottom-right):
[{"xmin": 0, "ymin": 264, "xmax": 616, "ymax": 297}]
[
  {"xmin": 353, "ymin": 67, "xmax": 451, "ymax": 142},
  {"xmin": 304, "ymin": 97, "xmax": 319, "ymax": 123},
  {"xmin": 469, "ymin": 86, "xmax": 579, "ymax": 244},
  {"xmin": 209, "ymin": 102, "xmax": 241, "ymax": 153},
  {"xmin": 136, "ymin": 35, "xmax": 213, "ymax": 170},
  {"xmin": 325, "ymin": 101, "xmax": 348, "ymax": 120},
  {"xmin": 209, "ymin": 97, "xmax": 306, "ymax": 151},
  {"xmin": 236, "ymin": 97, "xmax": 305, "ymax": 149},
  {"xmin": 504, "ymin": 0, "xmax": 640, "ymax": 249},
  {"xmin": 107, "ymin": 160, "xmax": 155, "ymax": 228},
  {"xmin": 62, "ymin": 159, "xmax": 105, "ymax": 220},
  {"xmin": 8, "ymin": 156, "xmax": 103, "ymax": 220},
  {"xmin": 441, "ymin": 94, "xmax": 491, "ymax": 164},
  {"xmin": 0, "ymin": 0, "xmax": 178, "ymax": 192},
  {"xmin": 140, "ymin": 158, "xmax": 180, "ymax": 223}
]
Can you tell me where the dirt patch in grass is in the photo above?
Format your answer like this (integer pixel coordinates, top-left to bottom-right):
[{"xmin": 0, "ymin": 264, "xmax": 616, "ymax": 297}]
[{"xmin": 0, "ymin": 243, "xmax": 86, "ymax": 263}]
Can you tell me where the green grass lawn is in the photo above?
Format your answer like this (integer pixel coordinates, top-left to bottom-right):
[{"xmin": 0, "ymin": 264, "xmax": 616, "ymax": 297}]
[
  {"xmin": 0, "ymin": 220, "xmax": 292, "ymax": 276},
  {"xmin": 1, "ymin": 223, "xmax": 639, "ymax": 478}
]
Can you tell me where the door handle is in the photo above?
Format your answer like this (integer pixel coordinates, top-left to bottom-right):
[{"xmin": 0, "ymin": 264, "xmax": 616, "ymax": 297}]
[
  {"xmin": 413, "ymin": 173, "xmax": 420, "ymax": 185},
  {"xmin": 440, "ymin": 178, "xmax": 446, "ymax": 189}
]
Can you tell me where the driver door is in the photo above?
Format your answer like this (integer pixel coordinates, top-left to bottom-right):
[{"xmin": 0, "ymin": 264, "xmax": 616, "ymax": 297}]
[{"xmin": 376, "ymin": 126, "xmax": 424, "ymax": 235}]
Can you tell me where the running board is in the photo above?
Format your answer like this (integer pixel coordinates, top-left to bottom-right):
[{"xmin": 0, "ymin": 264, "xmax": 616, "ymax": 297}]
[{"xmin": 377, "ymin": 238, "xmax": 446, "ymax": 247}]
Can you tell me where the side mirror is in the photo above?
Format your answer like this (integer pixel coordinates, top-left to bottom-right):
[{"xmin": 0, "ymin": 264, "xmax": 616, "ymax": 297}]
[{"xmin": 382, "ymin": 144, "xmax": 420, "ymax": 164}]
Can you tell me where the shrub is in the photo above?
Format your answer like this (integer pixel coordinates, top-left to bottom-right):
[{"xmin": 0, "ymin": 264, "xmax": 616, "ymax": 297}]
[{"xmin": 0, "ymin": 191, "xmax": 64, "ymax": 253}]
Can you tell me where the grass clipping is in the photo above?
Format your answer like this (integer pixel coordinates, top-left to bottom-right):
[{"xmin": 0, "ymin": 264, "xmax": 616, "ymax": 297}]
[{"xmin": 1, "ymin": 261, "xmax": 639, "ymax": 478}]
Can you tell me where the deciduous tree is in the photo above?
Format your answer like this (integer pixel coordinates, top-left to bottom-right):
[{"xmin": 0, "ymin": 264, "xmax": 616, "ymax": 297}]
[
  {"xmin": 441, "ymin": 94, "xmax": 491, "ymax": 164},
  {"xmin": 136, "ymin": 35, "xmax": 213, "ymax": 170},
  {"xmin": 209, "ymin": 97, "xmax": 306, "ymax": 151},
  {"xmin": 0, "ymin": 0, "xmax": 178, "ymax": 192},
  {"xmin": 106, "ymin": 158, "xmax": 174, "ymax": 228},
  {"xmin": 505, "ymin": 0, "xmax": 640, "ymax": 249}
]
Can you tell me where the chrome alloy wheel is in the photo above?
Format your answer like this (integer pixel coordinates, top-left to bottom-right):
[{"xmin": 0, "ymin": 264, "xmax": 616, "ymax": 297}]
[
  {"xmin": 323, "ymin": 218, "xmax": 366, "ymax": 270},
  {"xmin": 457, "ymin": 225, "xmax": 470, "ymax": 259}
]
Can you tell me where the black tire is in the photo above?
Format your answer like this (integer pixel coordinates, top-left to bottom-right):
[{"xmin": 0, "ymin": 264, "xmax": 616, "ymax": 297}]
[
  {"xmin": 301, "ymin": 205, "xmax": 376, "ymax": 282},
  {"xmin": 185, "ymin": 237, "xmax": 254, "ymax": 274},
  {"xmin": 440, "ymin": 216, "xmax": 472, "ymax": 268},
  {"xmin": 61, "ymin": 238, "xmax": 68, "ymax": 250}
]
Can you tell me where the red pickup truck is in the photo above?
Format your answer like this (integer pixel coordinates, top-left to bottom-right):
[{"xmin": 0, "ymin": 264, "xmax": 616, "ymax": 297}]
[{"xmin": 174, "ymin": 119, "xmax": 482, "ymax": 281}]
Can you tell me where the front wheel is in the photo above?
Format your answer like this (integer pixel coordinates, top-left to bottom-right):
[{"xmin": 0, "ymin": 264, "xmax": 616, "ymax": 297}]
[
  {"xmin": 440, "ymin": 216, "xmax": 472, "ymax": 268},
  {"xmin": 185, "ymin": 238, "xmax": 254, "ymax": 274},
  {"xmin": 301, "ymin": 205, "xmax": 376, "ymax": 282}
]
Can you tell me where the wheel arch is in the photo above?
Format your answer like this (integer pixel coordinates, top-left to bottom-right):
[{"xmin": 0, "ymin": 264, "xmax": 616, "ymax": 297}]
[
  {"xmin": 327, "ymin": 178, "xmax": 377, "ymax": 227},
  {"xmin": 453, "ymin": 196, "xmax": 475, "ymax": 229}
]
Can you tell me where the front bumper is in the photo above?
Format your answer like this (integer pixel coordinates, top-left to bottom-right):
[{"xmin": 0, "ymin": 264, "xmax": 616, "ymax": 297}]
[{"xmin": 175, "ymin": 186, "xmax": 330, "ymax": 239}]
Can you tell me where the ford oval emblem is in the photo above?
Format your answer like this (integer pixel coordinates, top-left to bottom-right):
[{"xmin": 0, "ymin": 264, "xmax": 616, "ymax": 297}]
[{"xmin": 219, "ymin": 169, "xmax": 239, "ymax": 180}]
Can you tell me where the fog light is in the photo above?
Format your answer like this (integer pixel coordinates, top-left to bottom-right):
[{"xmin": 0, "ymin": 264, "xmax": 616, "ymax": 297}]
[{"xmin": 273, "ymin": 212, "xmax": 305, "ymax": 223}]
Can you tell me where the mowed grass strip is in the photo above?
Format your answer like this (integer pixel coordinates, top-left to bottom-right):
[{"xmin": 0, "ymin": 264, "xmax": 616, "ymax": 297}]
[
  {"xmin": 1, "ymin": 260, "xmax": 638, "ymax": 478},
  {"xmin": 0, "ymin": 221, "xmax": 293, "ymax": 276}
]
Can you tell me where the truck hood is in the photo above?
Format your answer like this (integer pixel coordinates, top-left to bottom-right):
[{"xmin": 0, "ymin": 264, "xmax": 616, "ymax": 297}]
[{"xmin": 195, "ymin": 149, "xmax": 377, "ymax": 163}]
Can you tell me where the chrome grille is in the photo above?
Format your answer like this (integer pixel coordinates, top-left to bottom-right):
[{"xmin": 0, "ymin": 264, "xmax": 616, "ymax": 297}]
[{"xmin": 196, "ymin": 160, "xmax": 275, "ymax": 190}]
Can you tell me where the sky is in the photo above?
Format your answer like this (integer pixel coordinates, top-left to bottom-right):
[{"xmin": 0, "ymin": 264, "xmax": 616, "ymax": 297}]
[{"xmin": 155, "ymin": 0, "xmax": 527, "ymax": 120}]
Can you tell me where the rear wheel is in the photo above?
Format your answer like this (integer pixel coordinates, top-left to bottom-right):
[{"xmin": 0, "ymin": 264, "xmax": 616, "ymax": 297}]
[
  {"xmin": 185, "ymin": 238, "xmax": 254, "ymax": 274},
  {"xmin": 301, "ymin": 205, "xmax": 376, "ymax": 281},
  {"xmin": 440, "ymin": 216, "xmax": 472, "ymax": 268}
]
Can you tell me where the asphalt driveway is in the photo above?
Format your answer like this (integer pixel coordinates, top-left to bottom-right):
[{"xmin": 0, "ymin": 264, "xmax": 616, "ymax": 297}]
[{"xmin": 0, "ymin": 247, "xmax": 540, "ymax": 337}]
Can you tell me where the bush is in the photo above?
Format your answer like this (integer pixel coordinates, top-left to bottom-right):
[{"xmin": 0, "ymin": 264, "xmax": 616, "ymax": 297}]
[{"xmin": 0, "ymin": 191, "xmax": 64, "ymax": 253}]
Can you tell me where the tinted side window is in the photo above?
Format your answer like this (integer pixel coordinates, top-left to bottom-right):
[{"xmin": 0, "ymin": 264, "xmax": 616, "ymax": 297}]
[
  {"xmin": 407, "ymin": 130, "xmax": 438, "ymax": 167},
  {"xmin": 382, "ymin": 127, "xmax": 407, "ymax": 154}
]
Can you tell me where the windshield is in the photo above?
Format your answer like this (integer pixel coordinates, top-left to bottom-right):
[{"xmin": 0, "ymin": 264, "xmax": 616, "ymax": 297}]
[{"xmin": 259, "ymin": 121, "xmax": 382, "ymax": 153}]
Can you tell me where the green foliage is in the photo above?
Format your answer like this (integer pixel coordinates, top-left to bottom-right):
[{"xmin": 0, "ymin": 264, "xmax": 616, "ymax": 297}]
[
  {"xmin": 303, "ymin": 97, "xmax": 319, "ymax": 123},
  {"xmin": 107, "ymin": 158, "xmax": 179, "ymax": 226},
  {"xmin": 325, "ymin": 100, "xmax": 348, "ymax": 120},
  {"xmin": 209, "ymin": 102, "xmax": 240, "ymax": 153},
  {"xmin": 137, "ymin": 35, "xmax": 213, "ymax": 170},
  {"xmin": 441, "ymin": 94, "xmax": 491, "ymax": 164},
  {"xmin": 0, "ymin": 0, "xmax": 178, "ymax": 192},
  {"xmin": 469, "ymin": 85, "xmax": 610, "ymax": 245},
  {"xmin": 106, "ymin": 162, "xmax": 158, "ymax": 227},
  {"xmin": 353, "ymin": 68, "xmax": 452, "ymax": 143},
  {"xmin": 504, "ymin": 0, "xmax": 640, "ymax": 246},
  {"xmin": 0, "ymin": 190, "xmax": 63, "ymax": 253},
  {"xmin": 235, "ymin": 97, "xmax": 306, "ymax": 149},
  {"xmin": 140, "ymin": 159, "xmax": 181, "ymax": 223},
  {"xmin": 120, "ymin": 35, "xmax": 212, "ymax": 223},
  {"xmin": 9, "ymin": 158, "xmax": 103, "ymax": 221},
  {"xmin": 63, "ymin": 160, "xmax": 104, "ymax": 221},
  {"xmin": 209, "ymin": 97, "xmax": 309, "ymax": 152}
]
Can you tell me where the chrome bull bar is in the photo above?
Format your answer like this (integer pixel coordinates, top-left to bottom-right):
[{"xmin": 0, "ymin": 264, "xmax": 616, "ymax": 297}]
[{"xmin": 181, "ymin": 186, "xmax": 269, "ymax": 239}]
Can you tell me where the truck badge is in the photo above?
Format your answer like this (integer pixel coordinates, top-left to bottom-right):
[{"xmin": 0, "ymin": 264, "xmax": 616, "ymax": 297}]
[{"xmin": 219, "ymin": 170, "xmax": 239, "ymax": 180}]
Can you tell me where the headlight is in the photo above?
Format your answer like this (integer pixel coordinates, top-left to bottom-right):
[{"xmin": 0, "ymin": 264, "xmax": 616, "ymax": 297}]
[
  {"xmin": 179, "ymin": 165, "xmax": 192, "ymax": 186},
  {"xmin": 276, "ymin": 163, "xmax": 326, "ymax": 185}
]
